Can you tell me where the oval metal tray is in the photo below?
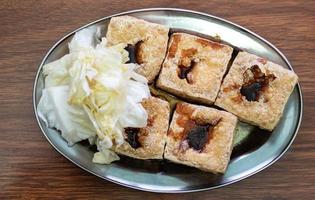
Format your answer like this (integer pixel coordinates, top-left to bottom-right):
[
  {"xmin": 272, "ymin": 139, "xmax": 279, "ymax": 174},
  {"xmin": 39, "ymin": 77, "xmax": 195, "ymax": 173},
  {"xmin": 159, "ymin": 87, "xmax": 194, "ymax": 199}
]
[{"xmin": 33, "ymin": 8, "xmax": 303, "ymax": 193}]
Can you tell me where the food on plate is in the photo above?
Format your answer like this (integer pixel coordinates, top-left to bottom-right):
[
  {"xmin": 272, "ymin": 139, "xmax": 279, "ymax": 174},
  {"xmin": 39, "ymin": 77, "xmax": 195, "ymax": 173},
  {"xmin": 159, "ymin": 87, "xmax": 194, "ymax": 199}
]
[
  {"xmin": 215, "ymin": 51, "xmax": 298, "ymax": 131},
  {"xmin": 106, "ymin": 16, "xmax": 169, "ymax": 83},
  {"xmin": 37, "ymin": 15, "xmax": 299, "ymax": 174},
  {"xmin": 113, "ymin": 97, "xmax": 170, "ymax": 159},
  {"xmin": 164, "ymin": 102, "xmax": 237, "ymax": 173},
  {"xmin": 37, "ymin": 26, "xmax": 151, "ymax": 164},
  {"xmin": 156, "ymin": 33, "xmax": 233, "ymax": 105}
]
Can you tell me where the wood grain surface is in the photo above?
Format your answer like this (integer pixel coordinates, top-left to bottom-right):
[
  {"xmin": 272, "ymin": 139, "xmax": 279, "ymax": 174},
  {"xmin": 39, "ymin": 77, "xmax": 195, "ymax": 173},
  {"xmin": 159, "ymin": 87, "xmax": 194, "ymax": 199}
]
[{"xmin": 0, "ymin": 0, "xmax": 314, "ymax": 199}]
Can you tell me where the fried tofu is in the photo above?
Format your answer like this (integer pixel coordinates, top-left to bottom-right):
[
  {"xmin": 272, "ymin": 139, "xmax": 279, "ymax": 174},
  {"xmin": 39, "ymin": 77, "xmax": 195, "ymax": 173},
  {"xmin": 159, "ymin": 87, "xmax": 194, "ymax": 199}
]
[
  {"xmin": 164, "ymin": 102, "xmax": 237, "ymax": 173},
  {"xmin": 215, "ymin": 51, "xmax": 298, "ymax": 131},
  {"xmin": 156, "ymin": 33, "xmax": 233, "ymax": 105},
  {"xmin": 113, "ymin": 97, "xmax": 170, "ymax": 160},
  {"xmin": 106, "ymin": 16, "xmax": 169, "ymax": 83}
]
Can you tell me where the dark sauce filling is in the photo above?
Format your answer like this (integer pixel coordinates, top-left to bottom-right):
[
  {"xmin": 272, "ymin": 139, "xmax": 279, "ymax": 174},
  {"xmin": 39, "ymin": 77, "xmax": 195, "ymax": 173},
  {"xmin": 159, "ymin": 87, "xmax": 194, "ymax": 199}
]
[
  {"xmin": 175, "ymin": 103, "xmax": 219, "ymax": 152},
  {"xmin": 240, "ymin": 82, "xmax": 262, "ymax": 101},
  {"xmin": 124, "ymin": 127, "xmax": 141, "ymax": 149},
  {"xmin": 178, "ymin": 65, "xmax": 191, "ymax": 79},
  {"xmin": 124, "ymin": 41, "xmax": 143, "ymax": 64},
  {"xmin": 186, "ymin": 123, "xmax": 211, "ymax": 151},
  {"xmin": 240, "ymin": 65, "xmax": 276, "ymax": 101},
  {"xmin": 178, "ymin": 61, "xmax": 196, "ymax": 84}
]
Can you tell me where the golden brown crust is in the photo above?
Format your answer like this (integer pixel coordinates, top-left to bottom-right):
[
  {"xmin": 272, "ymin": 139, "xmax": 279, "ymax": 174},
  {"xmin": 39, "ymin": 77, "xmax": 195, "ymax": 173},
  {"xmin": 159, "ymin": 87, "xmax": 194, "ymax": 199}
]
[
  {"xmin": 164, "ymin": 102, "xmax": 238, "ymax": 173},
  {"xmin": 113, "ymin": 97, "xmax": 170, "ymax": 159},
  {"xmin": 215, "ymin": 51, "xmax": 298, "ymax": 131},
  {"xmin": 156, "ymin": 33, "xmax": 233, "ymax": 105},
  {"xmin": 106, "ymin": 16, "xmax": 169, "ymax": 83}
]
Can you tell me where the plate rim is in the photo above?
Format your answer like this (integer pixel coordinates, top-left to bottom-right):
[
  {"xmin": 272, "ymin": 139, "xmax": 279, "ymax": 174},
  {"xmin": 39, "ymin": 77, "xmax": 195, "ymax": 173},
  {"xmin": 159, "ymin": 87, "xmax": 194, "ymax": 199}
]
[{"xmin": 32, "ymin": 8, "xmax": 303, "ymax": 193}]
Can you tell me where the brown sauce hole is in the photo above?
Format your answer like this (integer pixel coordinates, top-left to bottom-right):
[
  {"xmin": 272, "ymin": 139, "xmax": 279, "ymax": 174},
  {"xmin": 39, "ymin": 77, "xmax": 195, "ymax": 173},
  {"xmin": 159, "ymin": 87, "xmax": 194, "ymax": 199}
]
[
  {"xmin": 172, "ymin": 103, "xmax": 219, "ymax": 152},
  {"xmin": 124, "ymin": 40, "xmax": 144, "ymax": 65},
  {"xmin": 177, "ymin": 48, "xmax": 198, "ymax": 84},
  {"xmin": 177, "ymin": 62, "xmax": 196, "ymax": 84},
  {"xmin": 124, "ymin": 127, "xmax": 141, "ymax": 149},
  {"xmin": 185, "ymin": 123, "xmax": 213, "ymax": 151},
  {"xmin": 240, "ymin": 65, "xmax": 276, "ymax": 102}
]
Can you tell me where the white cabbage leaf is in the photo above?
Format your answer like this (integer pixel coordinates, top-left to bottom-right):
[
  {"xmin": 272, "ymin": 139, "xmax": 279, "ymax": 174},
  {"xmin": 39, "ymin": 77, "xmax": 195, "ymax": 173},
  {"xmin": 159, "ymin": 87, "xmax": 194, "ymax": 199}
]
[
  {"xmin": 43, "ymin": 54, "xmax": 72, "ymax": 88},
  {"xmin": 92, "ymin": 150, "xmax": 120, "ymax": 164},
  {"xmin": 37, "ymin": 86, "xmax": 96, "ymax": 145},
  {"xmin": 37, "ymin": 26, "xmax": 151, "ymax": 164},
  {"xmin": 68, "ymin": 26, "xmax": 101, "ymax": 53}
]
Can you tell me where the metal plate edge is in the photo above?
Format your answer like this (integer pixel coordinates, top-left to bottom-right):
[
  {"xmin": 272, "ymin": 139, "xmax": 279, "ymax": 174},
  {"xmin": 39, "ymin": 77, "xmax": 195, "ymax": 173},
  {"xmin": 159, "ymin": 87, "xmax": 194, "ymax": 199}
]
[{"xmin": 32, "ymin": 8, "xmax": 303, "ymax": 193}]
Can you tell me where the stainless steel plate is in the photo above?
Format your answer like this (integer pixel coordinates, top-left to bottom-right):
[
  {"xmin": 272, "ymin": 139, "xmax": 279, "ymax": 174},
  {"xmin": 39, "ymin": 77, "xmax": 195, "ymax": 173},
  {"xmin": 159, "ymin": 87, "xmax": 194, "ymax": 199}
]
[{"xmin": 33, "ymin": 8, "xmax": 303, "ymax": 193}]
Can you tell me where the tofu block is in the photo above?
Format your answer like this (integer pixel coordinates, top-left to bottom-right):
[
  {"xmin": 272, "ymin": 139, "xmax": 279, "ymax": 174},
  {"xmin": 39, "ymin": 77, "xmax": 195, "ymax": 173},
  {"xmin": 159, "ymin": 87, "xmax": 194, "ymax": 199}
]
[
  {"xmin": 164, "ymin": 102, "xmax": 237, "ymax": 173},
  {"xmin": 106, "ymin": 16, "xmax": 169, "ymax": 83},
  {"xmin": 215, "ymin": 51, "xmax": 298, "ymax": 131},
  {"xmin": 113, "ymin": 97, "xmax": 170, "ymax": 159},
  {"xmin": 156, "ymin": 33, "xmax": 233, "ymax": 105}
]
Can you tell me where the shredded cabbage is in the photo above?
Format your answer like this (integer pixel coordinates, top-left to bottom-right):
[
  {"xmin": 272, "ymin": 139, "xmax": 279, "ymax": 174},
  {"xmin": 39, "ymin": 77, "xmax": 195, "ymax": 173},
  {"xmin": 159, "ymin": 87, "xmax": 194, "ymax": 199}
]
[
  {"xmin": 38, "ymin": 26, "xmax": 150, "ymax": 164},
  {"xmin": 42, "ymin": 54, "xmax": 72, "ymax": 88},
  {"xmin": 37, "ymin": 86, "xmax": 96, "ymax": 145}
]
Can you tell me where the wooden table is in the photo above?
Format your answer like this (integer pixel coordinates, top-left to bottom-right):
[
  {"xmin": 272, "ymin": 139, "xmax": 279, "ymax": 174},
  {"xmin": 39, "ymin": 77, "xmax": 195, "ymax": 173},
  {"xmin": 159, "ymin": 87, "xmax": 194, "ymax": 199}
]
[{"xmin": 1, "ymin": 0, "xmax": 314, "ymax": 199}]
